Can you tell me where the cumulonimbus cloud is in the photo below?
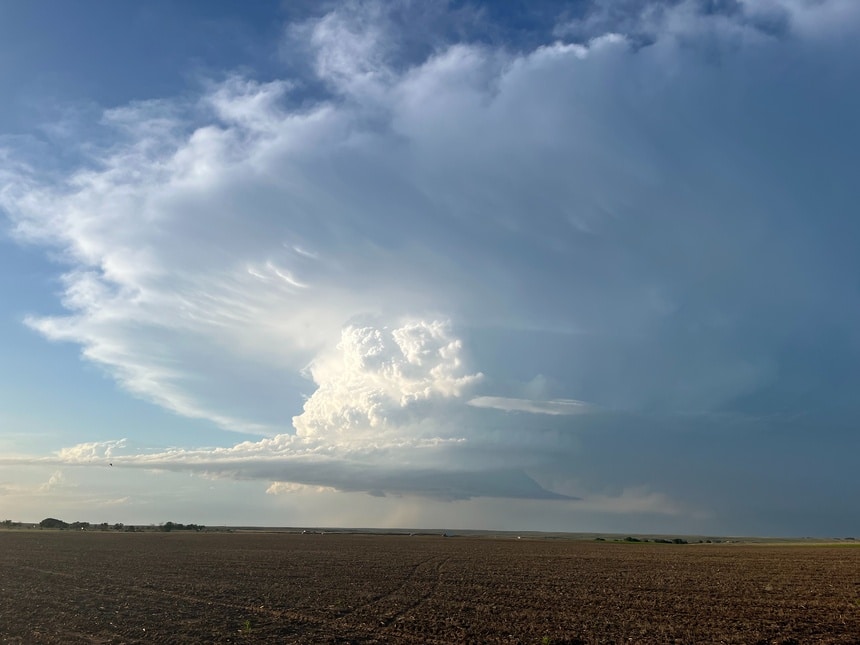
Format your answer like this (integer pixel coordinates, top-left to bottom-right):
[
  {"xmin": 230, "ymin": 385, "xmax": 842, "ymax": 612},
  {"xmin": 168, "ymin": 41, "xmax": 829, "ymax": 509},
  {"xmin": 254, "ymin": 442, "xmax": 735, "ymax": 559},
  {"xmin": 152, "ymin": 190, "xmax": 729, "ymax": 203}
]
[{"xmin": 1, "ymin": 1, "xmax": 858, "ymax": 511}]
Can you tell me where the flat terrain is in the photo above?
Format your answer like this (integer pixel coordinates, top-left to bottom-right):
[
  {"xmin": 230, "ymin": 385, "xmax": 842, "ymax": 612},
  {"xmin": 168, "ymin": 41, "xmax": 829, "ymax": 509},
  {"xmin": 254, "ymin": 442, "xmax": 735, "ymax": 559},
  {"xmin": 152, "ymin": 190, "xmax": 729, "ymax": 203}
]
[{"xmin": 1, "ymin": 531, "xmax": 859, "ymax": 644}]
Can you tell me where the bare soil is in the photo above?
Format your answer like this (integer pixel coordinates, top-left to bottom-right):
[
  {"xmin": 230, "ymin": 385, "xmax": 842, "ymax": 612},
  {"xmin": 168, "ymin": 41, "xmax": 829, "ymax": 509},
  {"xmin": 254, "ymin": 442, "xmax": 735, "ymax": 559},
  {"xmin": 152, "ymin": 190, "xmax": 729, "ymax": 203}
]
[{"xmin": 1, "ymin": 531, "xmax": 859, "ymax": 644}]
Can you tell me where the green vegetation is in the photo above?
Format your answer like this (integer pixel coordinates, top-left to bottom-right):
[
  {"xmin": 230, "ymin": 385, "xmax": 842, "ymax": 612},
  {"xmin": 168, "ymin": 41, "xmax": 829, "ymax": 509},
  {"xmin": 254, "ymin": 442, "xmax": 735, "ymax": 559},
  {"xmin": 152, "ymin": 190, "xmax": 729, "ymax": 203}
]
[
  {"xmin": 161, "ymin": 521, "xmax": 204, "ymax": 532},
  {"xmin": 32, "ymin": 518, "xmax": 204, "ymax": 532}
]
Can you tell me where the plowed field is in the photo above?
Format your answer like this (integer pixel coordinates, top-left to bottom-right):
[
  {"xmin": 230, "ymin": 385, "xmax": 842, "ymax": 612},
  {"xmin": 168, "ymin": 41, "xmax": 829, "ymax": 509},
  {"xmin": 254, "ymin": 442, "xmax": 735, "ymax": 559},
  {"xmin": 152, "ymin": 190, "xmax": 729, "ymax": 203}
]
[{"xmin": 1, "ymin": 531, "xmax": 858, "ymax": 644}]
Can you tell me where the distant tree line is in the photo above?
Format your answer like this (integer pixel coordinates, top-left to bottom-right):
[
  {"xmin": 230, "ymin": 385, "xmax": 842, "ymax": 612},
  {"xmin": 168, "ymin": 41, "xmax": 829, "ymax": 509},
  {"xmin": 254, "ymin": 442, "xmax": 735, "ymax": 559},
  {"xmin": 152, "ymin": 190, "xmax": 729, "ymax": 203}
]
[
  {"xmin": 160, "ymin": 521, "xmax": 204, "ymax": 532},
  {"xmin": 34, "ymin": 518, "xmax": 205, "ymax": 532},
  {"xmin": 594, "ymin": 536, "xmax": 691, "ymax": 544}
]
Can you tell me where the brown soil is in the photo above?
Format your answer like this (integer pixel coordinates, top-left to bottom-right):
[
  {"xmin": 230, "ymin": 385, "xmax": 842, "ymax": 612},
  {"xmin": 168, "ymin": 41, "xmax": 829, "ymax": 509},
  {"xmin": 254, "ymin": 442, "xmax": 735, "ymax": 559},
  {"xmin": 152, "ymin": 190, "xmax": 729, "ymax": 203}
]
[{"xmin": 1, "ymin": 531, "xmax": 858, "ymax": 644}]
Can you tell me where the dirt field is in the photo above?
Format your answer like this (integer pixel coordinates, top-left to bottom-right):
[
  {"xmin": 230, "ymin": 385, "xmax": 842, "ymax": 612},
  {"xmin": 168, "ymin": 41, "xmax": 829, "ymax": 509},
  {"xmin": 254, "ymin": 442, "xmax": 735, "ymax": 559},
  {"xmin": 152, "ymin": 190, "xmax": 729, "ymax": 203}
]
[{"xmin": 1, "ymin": 531, "xmax": 858, "ymax": 644}]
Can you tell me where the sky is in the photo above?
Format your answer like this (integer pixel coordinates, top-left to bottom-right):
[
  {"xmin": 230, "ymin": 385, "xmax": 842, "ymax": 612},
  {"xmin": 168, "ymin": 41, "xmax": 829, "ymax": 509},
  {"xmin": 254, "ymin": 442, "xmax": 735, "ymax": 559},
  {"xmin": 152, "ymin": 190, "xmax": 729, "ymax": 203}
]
[{"xmin": 1, "ymin": 0, "xmax": 859, "ymax": 536}]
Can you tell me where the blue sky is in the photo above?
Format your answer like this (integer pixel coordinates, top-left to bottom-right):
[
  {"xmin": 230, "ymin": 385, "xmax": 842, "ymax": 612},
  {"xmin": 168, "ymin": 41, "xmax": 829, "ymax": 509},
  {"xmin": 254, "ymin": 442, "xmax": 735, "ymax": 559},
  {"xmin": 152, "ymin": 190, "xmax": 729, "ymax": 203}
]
[{"xmin": 1, "ymin": 0, "xmax": 859, "ymax": 536}]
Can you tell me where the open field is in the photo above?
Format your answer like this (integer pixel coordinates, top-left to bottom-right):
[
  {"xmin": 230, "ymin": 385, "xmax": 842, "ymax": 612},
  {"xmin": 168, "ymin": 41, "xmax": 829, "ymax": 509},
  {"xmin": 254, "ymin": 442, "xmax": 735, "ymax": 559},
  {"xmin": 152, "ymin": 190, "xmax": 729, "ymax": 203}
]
[{"xmin": 1, "ymin": 531, "xmax": 859, "ymax": 644}]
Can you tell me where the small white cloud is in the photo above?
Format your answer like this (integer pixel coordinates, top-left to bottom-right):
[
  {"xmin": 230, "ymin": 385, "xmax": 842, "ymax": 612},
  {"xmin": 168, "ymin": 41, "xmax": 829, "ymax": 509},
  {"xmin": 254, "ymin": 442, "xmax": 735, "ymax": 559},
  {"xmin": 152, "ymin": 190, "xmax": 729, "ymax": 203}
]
[
  {"xmin": 96, "ymin": 496, "xmax": 131, "ymax": 507},
  {"xmin": 266, "ymin": 482, "xmax": 336, "ymax": 495},
  {"xmin": 291, "ymin": 245, "xmax": 318, "ymax": 259},
  {"xmin": 56, "ymin": 440, "xmax": 127, "ymax": 463},
  {"xmin": 208, "ymin": 76, "xmax": 293, "ymax": 133},
  {"xmin": 38, "ymin": 470, "xmax": 68, "ymax": 492},
  {"xmin": 306, "ymin": 2, "xmax": 394, "ymax": 96}
]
